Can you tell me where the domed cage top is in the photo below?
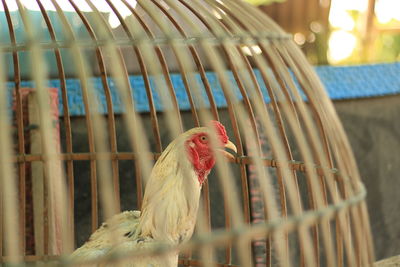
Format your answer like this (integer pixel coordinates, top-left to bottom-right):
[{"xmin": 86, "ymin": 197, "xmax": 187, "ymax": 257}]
[{"xmin": 0, "ymin": 0, "xmax": 373, "ymax": 266}]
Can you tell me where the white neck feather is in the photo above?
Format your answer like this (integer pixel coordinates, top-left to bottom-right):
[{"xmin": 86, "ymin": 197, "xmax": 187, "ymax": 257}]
[{"xmin": 138, "ymin": 139, "xmax": 203, "ymax": 244}]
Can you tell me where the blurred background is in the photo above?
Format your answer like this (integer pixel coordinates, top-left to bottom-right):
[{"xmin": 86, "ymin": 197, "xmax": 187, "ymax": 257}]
[{"xmin": 248, "ymin": 0, "xmax": 400, "ymax": 65}]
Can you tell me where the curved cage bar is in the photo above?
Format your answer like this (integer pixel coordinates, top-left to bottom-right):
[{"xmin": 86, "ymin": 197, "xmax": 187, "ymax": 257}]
[{"xmin": 0, "ymin": 0, "xmax": 373, "ymax": 266}]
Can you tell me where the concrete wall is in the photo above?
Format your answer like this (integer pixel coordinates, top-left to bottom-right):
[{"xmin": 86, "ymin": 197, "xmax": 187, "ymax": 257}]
[{"xmin": 334, "ymin": 95, "xmax": 400, "ymax": 261}]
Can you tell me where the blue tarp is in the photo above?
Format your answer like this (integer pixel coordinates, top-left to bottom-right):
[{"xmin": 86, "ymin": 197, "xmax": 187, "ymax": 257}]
[{"xmin": 5, "ymin": 63, "xmax": 400, "ymax": 116}]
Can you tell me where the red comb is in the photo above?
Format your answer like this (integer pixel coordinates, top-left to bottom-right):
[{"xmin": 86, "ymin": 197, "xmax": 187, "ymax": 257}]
[{"xmin": 211, "ymin": 120, "xmax": 228, "ymax": 144}]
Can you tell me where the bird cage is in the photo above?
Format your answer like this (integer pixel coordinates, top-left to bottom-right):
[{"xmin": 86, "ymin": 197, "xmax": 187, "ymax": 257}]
[{"xmin": 0, "ymin": 0, "xmax": 374, "ymax": 267}]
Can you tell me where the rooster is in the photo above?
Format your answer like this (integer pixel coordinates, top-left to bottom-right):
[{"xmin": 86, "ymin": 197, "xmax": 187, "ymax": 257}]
[{"xmin": 70, "ymin": 121, "xmax": 237, "ymax": 266}]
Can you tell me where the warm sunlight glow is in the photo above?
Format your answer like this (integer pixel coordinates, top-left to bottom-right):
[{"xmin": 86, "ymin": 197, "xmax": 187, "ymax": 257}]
[
  {"xmin": 0, "ymin": 0, "xmax": 18, "ymax": 11},
  {"xmin": 329, "ymin": 8, "xmax": 355, "ymax": 30},
  {"xmin": 329, "ymin": 0, "xmax": 370, "ymax": 30},
  {"xmin": 328, "ymin": 30, "xmax": 357, "ymax": 63},
  {"xmin": 329, "ymin": 0, "xmax": 368, "ymax": 13},
  {"xmin": 328, "ymin": 0, "xmax": 369, "ymax": 63},
  {"xmin": 375, "ymin": 0, "xmax": 400, "ymax": 24}
]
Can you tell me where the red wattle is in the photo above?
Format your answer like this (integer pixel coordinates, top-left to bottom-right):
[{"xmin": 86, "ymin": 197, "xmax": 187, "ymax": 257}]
[{"xmin": 186, "ymin": 144, "xmax": 215, "ymax": 186}]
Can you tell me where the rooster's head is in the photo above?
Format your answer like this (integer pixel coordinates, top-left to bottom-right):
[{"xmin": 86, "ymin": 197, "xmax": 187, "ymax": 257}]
[{"xmin": 184, "ymin": 121, "xmax": 237, "ymax": 185}]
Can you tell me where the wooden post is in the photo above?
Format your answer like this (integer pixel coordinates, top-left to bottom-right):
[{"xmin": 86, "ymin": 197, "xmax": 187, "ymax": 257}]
[
  {"xmin": 362, "ymin": 0, "xmax": 377, "ymax": 62},
  {"xmin": 28, "ymin": 90, "xmax": 45, "ymax": 257},
  {"xmin": 28, "ymin": 88, "xmax": 62, "ymax": 256}
]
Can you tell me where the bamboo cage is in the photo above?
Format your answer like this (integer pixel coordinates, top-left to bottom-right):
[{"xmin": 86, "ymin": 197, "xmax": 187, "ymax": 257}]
[{"xmin": 0, "ymin": 0, "xmax": 374, "ymax": 266}]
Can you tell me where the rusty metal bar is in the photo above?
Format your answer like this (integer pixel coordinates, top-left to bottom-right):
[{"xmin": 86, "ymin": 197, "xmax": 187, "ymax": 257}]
[
  {"xmin": 99, "ymin": 0, "xmax": 184, "ymax": 140},
  {"xmin": 68, "ymin": 0, "xmax": 121, "ymax": 213},
  {"xmin": 81, "ymin": 0, "xmax": 150, "ymax": 209},
  {"xmin": 103, "ymin": 0, "xmax": 160, "ymax": 210},
  {"xmin": 46, "ymin": 0, "xmax": 99, "ymax": 234},
  {"xmin": 108, "ymin": 0, "xmax": 164, "ymax": 159},
  {"xmin": 150, "ymin": 0, "xmax": 201, "ymax": 127}
]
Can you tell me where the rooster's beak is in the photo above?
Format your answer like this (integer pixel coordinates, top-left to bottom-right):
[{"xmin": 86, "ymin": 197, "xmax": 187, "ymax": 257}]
[{"xmin": 218, "ymin": 140, "xmax": 237, "ymax": 161}]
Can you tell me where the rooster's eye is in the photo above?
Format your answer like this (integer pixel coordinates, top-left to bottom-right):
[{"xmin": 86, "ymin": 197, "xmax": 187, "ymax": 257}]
[{"xmin": 200, "ymin": 136, "xmax": 208, "ymax": 142}]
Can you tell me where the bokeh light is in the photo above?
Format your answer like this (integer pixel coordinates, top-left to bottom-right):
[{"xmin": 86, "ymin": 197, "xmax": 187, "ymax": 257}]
[
  {"xmin": 328, "ymin": 30, "xmax": 357, "ymax": 63},
  {"xmin": 375, "ymin": 0, "xmax": 400, "ymax": 24}
]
